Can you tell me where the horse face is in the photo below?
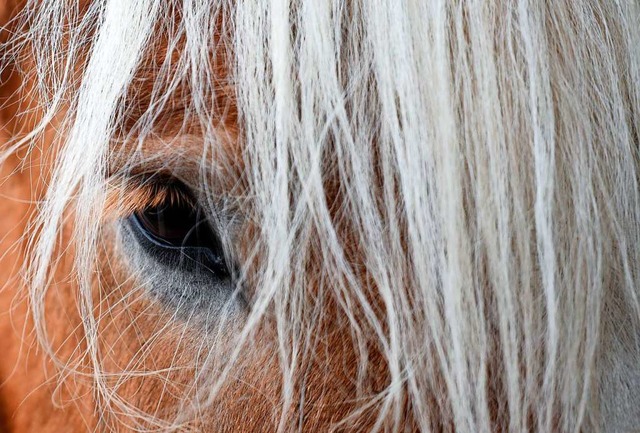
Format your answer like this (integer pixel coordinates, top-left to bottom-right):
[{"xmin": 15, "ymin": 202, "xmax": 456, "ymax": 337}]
[
  {"xmin": 2, "ymin": 1, "xmax": 640, "ymax": 432},
  {"xmin": 0, "ymin": 4, "xmax": 394, "ymax": 432}
]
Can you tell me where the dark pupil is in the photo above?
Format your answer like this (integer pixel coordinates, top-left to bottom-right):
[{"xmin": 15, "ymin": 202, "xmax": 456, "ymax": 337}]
[{"xmin": 137, "ymin": 203, "xmax": 216, "ymax": 249}]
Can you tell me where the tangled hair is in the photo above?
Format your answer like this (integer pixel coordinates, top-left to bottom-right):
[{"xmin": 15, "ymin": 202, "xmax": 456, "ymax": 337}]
[{"xmin": 2, "ymin": 0, "xmax": 640, "ymax": 431}]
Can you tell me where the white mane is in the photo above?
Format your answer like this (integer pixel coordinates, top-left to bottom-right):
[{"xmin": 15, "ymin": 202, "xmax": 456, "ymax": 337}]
[{"xmin": 3, "ymin": 0, "xmax": 640, "ymax": 431}]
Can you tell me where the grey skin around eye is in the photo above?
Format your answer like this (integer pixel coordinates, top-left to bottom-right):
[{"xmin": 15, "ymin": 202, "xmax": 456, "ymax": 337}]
[{"xmin": 117, "ymin": 217, "xmax": 245, "ymax": 323}]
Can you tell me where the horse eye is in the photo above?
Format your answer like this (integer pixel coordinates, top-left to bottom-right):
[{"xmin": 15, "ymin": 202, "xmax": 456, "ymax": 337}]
[
  {"xmin": 134, "ymin": 202, "xmax": 213, "ymax": 249},
  {"xmin": 129, "ymin": 197, "xmax": 229, "ymax": 275}
]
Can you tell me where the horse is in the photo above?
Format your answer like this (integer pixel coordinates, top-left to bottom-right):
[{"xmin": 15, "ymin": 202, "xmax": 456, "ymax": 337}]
[{"xmin": 0, "ymin": 0, "xmax": 639, "ymax": 431}]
